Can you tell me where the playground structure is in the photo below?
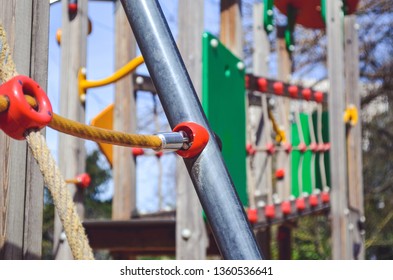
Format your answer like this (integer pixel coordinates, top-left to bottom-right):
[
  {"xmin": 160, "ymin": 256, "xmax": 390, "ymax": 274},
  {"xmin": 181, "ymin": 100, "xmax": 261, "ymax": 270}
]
[{"xmin": 0, "ymin": 0, "xmax": 364, "ymax": 260}]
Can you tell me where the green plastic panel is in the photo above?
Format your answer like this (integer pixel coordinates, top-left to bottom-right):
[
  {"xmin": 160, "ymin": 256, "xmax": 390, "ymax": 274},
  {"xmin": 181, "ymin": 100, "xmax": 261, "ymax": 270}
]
[
  {"xmin": 291, "ymin": 112, "xmax": 330, "ymax": 197},
  {"xmin": 202, "ymin": 32, "xmax": 248, "ymax": 206},
  {"xmin": 313, "ymin": 111, "xmax": 331, "ymax": 189},
  {"xmin": 291, "ymin": 114, "xmax": 312, "ymax": 197}
]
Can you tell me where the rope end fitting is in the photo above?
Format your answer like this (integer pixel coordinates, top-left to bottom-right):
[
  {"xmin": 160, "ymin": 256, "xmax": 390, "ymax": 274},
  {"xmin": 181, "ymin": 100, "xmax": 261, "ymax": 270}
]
[
  {"xmin": 0, "ymin": 75, "xmax": 53, "ymax": 140},
  {"xmin": 173, "ymin": 122, "xmax": 209, "ymax": 158}
]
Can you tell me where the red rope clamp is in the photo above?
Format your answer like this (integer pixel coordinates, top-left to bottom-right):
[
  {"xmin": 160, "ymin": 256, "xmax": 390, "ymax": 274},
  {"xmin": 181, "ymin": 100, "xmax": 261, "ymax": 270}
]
[
  {"xmin": 0, "ymin": 75, "xmax": 53, "ymax": 140},
  {"xmin": 173, "ymin": 121, "xmax": 209, "ymax": 158}
]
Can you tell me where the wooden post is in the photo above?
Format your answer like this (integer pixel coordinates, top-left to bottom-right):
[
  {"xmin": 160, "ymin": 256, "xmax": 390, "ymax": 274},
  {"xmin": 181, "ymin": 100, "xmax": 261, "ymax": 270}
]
[
  {"xmin": 220, "ymin": 0, "xmax": 242, "ymax": 57},
  {"xmin": 112, "ymin": 0, "xmax": 137, "ymax": 220},
  {"xmin": 276, "ymin": 25, "xmax": 292, "ymax": 260},
  {"xmin": 344, "ymin": 15, "xmax": 364, "ymax": 260},
  {"xmin": 176, "ymin": 0, "xmax": 207, "ymax": 259},
  {"xmin": 251, "ymin": 2, "xmax": 271, "ymax": 258},
  {"xmin": 54, "ymin": 0, "xmax": 89, "ymax": 259},
  {"xmin": 326, "ymin": 0, "xmax": 351, "ymax": 259},
  {"xmin": 0, "ymin": 0, "xmax": 49, "ymax": 259}
]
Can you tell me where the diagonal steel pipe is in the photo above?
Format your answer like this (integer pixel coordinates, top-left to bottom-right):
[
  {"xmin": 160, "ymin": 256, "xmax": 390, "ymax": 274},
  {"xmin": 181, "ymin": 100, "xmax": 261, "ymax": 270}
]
[{"xmin": 120, "ymin": 0, "xmax": 263, "ymax": 259}]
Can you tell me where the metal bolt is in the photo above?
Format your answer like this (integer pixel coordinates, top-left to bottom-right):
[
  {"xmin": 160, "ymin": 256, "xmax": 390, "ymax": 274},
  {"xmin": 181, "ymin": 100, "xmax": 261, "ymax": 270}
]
[
  {"xmin": 257, "ymin": 200, "xmax": 265, "ymax": 208},
  {"xmin": 348, "ymin": 223, "xmax": 354, "ymax": 231},
  {"xmin": 267, "ymin": 9, "xmax": 273, "ymax": 16},
  {"xmin": 60, "ymin": 231, "xmax": 67, "ymax": 242},
  {"xmin": 354, "ymin": 23, "xmax": 360, "ymax": 30},
  {"xmin": 267, "ymin": 25, "xmax": 273, "ymax": 31},
  {"xmin": 181, "ymin": 228, "xmax": 192, "ymax": 240},
  {"xmin": 360, "ymin": 216, "xmax": 366, "ymax": 223},
  {"xmin": 210, "ymin": 38, "xmax": 218, "ymax": 48},
  {"xmin": 237, "ymin": 61, "xmax": 245, "ymax": 71},
  {"xmin": 135, "ymin": 76, "xmax": 144, "ymax": 85},
  {"xmin": 288, "ymin": 45, "xmax": 295, "ymax": 52},
  {"xmin": 80, "ymin": 93, "xmax": 86, "ymax": 103},
  {"xmin": 344, "ymin": 208, "xmax": 350, "ymax": 216}
]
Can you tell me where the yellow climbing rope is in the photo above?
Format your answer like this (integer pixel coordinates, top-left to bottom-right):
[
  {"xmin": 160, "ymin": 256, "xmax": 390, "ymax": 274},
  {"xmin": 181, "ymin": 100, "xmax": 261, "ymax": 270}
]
[
  {"xmin": 268, "ymin": 109, "xmax": 286, "ymax": 143},
  {"xmin": 0, "ymin": 95, "xmax": 163, "ymax": 149}
]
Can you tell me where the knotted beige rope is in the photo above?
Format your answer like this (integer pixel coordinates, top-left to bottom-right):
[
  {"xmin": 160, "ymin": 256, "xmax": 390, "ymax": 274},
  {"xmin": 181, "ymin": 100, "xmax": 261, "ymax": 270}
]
[{"xmin": 1, "ymin": 24, "xmax": 94, "ymax": 260}]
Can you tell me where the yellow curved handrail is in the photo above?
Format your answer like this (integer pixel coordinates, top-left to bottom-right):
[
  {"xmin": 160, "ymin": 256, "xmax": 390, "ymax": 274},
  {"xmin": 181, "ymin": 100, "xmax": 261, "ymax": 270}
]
[{"xmin": 78, "ymin": 55, "xmax": 144, "ymax": 102}]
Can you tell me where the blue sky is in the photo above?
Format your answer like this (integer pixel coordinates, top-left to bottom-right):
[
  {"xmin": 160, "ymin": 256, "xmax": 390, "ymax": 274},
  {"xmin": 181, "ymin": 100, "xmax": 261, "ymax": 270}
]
[{"xmin": 47, "ymin": 0, "xmax": 221, "ymax": 212}]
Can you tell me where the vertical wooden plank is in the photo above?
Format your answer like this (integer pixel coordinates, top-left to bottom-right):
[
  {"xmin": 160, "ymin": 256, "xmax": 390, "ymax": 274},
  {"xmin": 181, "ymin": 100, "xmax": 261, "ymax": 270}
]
[
  {"xmin": 251, "ymin": 2, "xmax": 271, "ymax": 258},
  {"xmin": 0, "ymin": 0, "xmax": 48, "ymax": 259},
  {"xmin": 326, "ymin": 0, "xmax": 351, "ymax": 259},
  {"xmin": 23, "ymin": 0, "xmax": 49, "ymax": 260},
  {"xmin": 176, "ymin": 0, "xmax": 207, "ymax": 260},
  {"xmin": 344, "ymin": 15, "xmax": 364, "ymax": 260},
  {"xmin": 276, "ymin": 25, "xmax": 292, "ymax": 260},
  {"xmin": 112, "ymin": 0, "xmax": 137, "ymax": 220},
  {"xmin": 55, "ymin": 0, "xmax": 89, "ymax": 259},
  {"xmin": 276, "ymin": 26, "xmax": 292, "ymax": 202},
  {"xmin": 220, "ymin": 0, "xmax": 242, "ymax": 57}
]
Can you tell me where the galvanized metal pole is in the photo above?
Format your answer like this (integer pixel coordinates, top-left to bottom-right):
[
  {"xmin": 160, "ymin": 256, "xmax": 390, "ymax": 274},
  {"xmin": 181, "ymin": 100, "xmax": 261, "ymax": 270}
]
[{"xmin": 120, "ymin": 0, "xmax": 263, "ymax": 260}]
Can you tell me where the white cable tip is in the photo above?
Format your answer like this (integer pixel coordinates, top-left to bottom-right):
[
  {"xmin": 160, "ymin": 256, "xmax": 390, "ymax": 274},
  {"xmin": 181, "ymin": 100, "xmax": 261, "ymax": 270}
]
[{"xmin": 135, "ymin": 76, "xmax": 144, "ymax": 85}]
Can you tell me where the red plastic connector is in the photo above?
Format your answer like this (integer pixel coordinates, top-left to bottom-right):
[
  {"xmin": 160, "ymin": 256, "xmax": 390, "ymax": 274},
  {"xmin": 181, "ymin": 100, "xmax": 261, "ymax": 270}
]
[
  {"xmin": 302, "ymin": 88, "xmax": 312, "ymax": 101},
  {"xmin": 76, "ymin": 173, "xmax": 91, "ymax": 189},
  {"xmin": 247, "ymin": 208, "xmax": 258, "ymax": 224},
  {"xmin": 0, "ymin": 75, "xmax": 53, "ymax": 140},
  {"xmin": 314, "ymin": 91, "xmax": 324, "ymax": 103},
  {"xmin": 323, "ymin": 142, "xmax": 331, "ymax": 152},
  {"xmin": 68, "ymin": 0, "xmax": 78, "ymax": 14},
  {"xmin": 298, "ymin": 143, "xmax": 307, "ymax": 153},
  {"xmin": 155, "ymin": 151, "xmax": 163, "ymax": 158},
  {"xmin": 266, "ymin": 143, "xmax": 276, "ymax": 155},
  {"xmin": 283, "ymin": 143, "xmax": 292, "ymax": 153},
  {"xmin": 296, "ymin": 197, "xmax": 306, "ymax": 211},
  {"xmin": 275, "ymin": 168, "xmax": 285, "ymax": 180},
  {"xmin": 321, "ymin": 191, "xmax": 330, "ymax": 203},
  {"xmin": 246, "ymin": 143, "xmax": 256, "ymax": 156},
  {"xmin": 173, "ymin": 122, "xmax": 209, "ymax": 158},
  {"xmin": 288, "ymin": 85, "xmax": 298, "ymax": 98},
  {"xmin": 281, "ymin": 201, "xmax": 291, "ymax": 215},
  {"xmin": 265, "ymin": 204, "xmax": 275, "ymax": 219},
  {"xmin": 257, "ymin": 78, "xmax": 268, "ymax": 92},
  {"xmin": 273, "ymin": 82, "xmax": 284, "ymax": 95},
  {"xmin": 309, "ymin": 194, "xmax": 319, "ymax": 207},
  {"xmin": 309, "ymin": 142, "xmax": 318, "ymax": 153},
  {"xmin": 132, "ymin": 147, "xmax": 144, "ymax": 156}
]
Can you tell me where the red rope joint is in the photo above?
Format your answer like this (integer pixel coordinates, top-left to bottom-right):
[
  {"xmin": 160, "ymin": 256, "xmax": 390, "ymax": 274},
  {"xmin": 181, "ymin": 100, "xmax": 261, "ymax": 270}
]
[{"xmin": 0, "ymin": 75, "xmax": 52, "ymax": 140}]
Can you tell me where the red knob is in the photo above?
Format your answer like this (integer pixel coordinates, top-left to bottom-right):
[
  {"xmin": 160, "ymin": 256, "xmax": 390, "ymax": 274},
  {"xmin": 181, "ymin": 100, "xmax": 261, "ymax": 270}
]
[
  {"xmin": 247, "ymin": 208, "xmax": 258, "ymax": 224},
  {"xmin": 281, "ymin": 201, "xmax": 291, "ymax": 215},
  {"xmin": 0, "ymin": 75, "xmax": 53, "ymax": 140},
  {"xmin": 257, "ymin": 78, "xmax": 268, "ymax": 92},
  {"xmin": 173, "ymin": 122, "xmax": 209, "ymax": 158},
  {"xmin": 309, "ymin": 142, "xmax": 318, "ymax": 153},
  {"xmin": 314, "ymin": 91, "xmax": 324, "ymax": 103},
  {"xmin": 288, "ymin": 85, "xmax": 298, "ymax": 98},
  {"xmin": 273, "ymin": 82, "xmax": 284, "ymax": 95},
  {"xmin": 246, "ymin": 143, "xmax": 256, "ymax": 156},
  {"xmin": 321, "ymin": 191, "xmax": 330, "ymax": 203},
  {"xmin": 265, "ymin": 204, "xmax": 275, "ymax": 219},
  {"xmin": 296, "ymin": 197, "xmax": 306, "ymax": 211},
  {"xmin": 275, "ymin": 168, "xmax": 285, "ymax": 180},
  {"xmin": 284, "ymin": 143, "xmax": 292, "ymax": 153},
  {"xmin": 298, "ymin": 143, "xmax": 307, "ymax": 153},
  {"xmin": 309, "ymin": 194, "xmax": 319, "ymax": 207},
  {"xmin": 302, "ymin": 88, "xmax": 312, "ymax": 101},
  {"xmin": 266, "ymin": 143, "xmax": 275, "ymax": 155},
  {"xmin": 76, "ymin": 173, "xmax": 91, "ymax": 189},
  {"xmin": 132, "ymin": 147, "xmax": 145, "ymax": 156},
  {"xmin": 68, "ymin": 3, "xmax": 78, "ymax": 14}
]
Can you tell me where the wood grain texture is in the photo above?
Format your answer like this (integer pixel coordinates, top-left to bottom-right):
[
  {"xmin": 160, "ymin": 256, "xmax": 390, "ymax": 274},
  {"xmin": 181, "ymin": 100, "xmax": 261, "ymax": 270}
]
[
  {"xmin": 112, "ymin": 0, "xmax": 137, "ymax": 220},
  {"xmin": 0, "ymin": 0, "xmax": 48, "ymax": 259},
  {"xmin": 55, "ymin": 0, "xmax": 88, "ymax": 259},
  {"xmin": 327, "ymin": 0, "xmax": 351, "ymax": 259},
  {"xmin": 220, "ymin": 0, "xmax": 242, "ymax": 57}
]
